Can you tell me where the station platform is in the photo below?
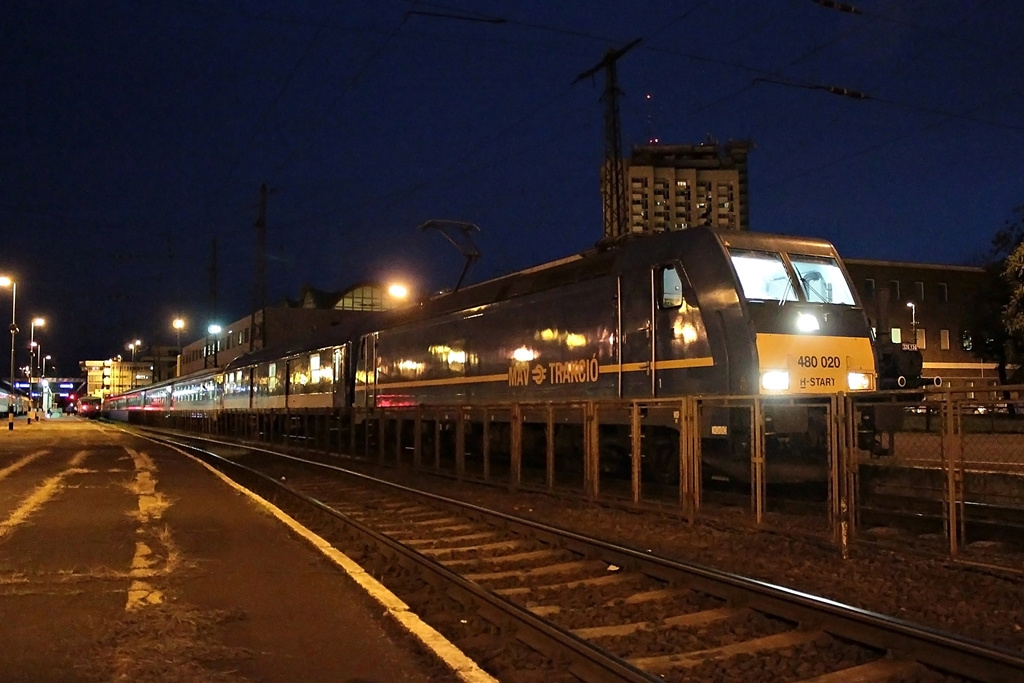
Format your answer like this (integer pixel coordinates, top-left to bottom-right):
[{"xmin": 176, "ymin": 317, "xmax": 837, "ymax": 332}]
[{"xmin": 0, "ymin": 416, "xmax": 490, "ymax": 682}]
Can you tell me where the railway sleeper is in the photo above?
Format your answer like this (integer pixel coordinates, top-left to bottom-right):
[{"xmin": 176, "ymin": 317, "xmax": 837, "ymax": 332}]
[
  {"xmin": 465, "ymin": 558, "xmax": 608, "ymax": 583},
  {"xmin": 495, "ymin": 570, "xmax": 638, "ymax": 597},
  {"xmin": 629, "ymin": 629, "xmax": 817, "ymax": 671},
  {"xmin": 573, "ymin": 606, "xmax": 745, "ymax": 639}
]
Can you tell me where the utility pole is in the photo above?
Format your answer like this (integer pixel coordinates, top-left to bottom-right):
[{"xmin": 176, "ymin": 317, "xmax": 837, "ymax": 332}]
[
  {"xmin": 573, "ymin": 38, "xmax": 641, "ymax": 243},
  {"xmin": 207, "ymin": 237, "xmax": 217, "ymax": 369},
  {"xmin": 251, "ymin": 183, "xmax": 270, "ymax": 352}
]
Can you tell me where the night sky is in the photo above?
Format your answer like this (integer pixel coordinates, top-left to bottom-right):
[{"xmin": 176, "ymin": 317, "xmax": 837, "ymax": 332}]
[{"xmin": 2, "ymin": 1, "xmax": 1022, "ymax": 375}]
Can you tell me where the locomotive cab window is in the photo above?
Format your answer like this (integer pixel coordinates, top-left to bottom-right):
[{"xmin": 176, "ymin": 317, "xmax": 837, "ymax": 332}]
[
  {"xmin": 788, "ymin": 255, "xmax": 856, "ymax": 305},
  {"xmin": 728, "ymin": 249, "xmax": 798, "ymax": 303},
  {"xmin": 658, "ymin": 265, "xmax": 684, "ymax": 308}
]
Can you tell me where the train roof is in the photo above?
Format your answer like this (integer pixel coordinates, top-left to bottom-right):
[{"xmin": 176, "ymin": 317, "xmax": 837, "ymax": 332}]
[
  {"xmin": 223, "ymin": 313, "xmax": 384, "ymax": 370},
  {"xmin": 369, "ymin": 227, "xmax": 843, "ymax": 331}
]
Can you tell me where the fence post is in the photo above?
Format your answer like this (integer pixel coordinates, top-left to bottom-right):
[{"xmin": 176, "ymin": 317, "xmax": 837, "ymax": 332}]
[
  {"xmin": 394, "ymin": 416, "xmax": 403, "ymax": 466},
  {"xmin": 832, "ymin": 393, "xmax": 849, "ymax": 556},
  {"xmin": 630, "ymin": 402, "xmax": 642, "ymax": 504},
  {"xmin": 943, "ymin": 392, "xmax": 961, "ymax": 557},
  {"xmin": 482, "ymin": 411, "xmax": 491, "ymax": 482},
  {"xmin": 751, "ymin": 399, "xmax": 765, "ymax": 525},
  {"xmin": 510, "ymin": 403, "xmax": 522, "ymax": 493},
  {"xmin": 679, "ymin": 397, "xmax": 699, "ymax": 519},
  {"xmin": 546, "ymin": 404, "xmax": 555, "ymax": 491},
  {"xmin": 456, "ymin": 410, "xmax": 466, "ymax": 479},
  {"xmin": 433, "ymin": 413, "xmax": 442, "ymax": 470},
  {"xmin": 584, "ymin": 402, "xmax": 599, "ymax": 500},
  {"xmin": 413, "ymin": 408, "xmax": 423, "ymax": 469}
]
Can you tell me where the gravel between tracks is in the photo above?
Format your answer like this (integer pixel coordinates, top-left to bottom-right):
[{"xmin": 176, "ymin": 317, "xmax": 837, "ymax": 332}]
[{"xmin": 366, "ymin": 469, "xmax": 1024, "ymax": 655}]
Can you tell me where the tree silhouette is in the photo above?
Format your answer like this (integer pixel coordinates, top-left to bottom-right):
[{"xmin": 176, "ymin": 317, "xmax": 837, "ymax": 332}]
[{"xmin": 964, "ymin": 204, "xmax": 1024, "ymax": 386}]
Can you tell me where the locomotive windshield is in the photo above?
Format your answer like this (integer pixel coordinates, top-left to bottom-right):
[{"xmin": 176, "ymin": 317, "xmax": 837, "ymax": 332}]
[
  {"xmin": 729, "ymin": 249, "xmax": 799, "ymax": 302},
  {"xmin": 788, "ymin": 254, "xmax": 856, "ymax": 305},
  {"xmin": 729, "ymin": 248, "xmax": 856, "ymax": 305}
]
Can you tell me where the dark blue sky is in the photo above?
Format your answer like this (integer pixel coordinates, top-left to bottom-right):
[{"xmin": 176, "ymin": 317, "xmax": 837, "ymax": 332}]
[{"xmin": 1, "ymin": 0, "xmax": 1022, "ymax": 373}]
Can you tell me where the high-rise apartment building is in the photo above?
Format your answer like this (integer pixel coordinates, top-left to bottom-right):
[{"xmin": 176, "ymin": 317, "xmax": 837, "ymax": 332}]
[{"xmin": 606, "ymin": 140, "xmax": 750, "ymax": 236}]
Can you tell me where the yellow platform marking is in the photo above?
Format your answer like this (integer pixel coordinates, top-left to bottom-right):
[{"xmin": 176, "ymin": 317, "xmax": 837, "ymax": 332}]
[
  {"xmin": 0, "ymin": 451, "xmax": 88, "ymax": 539},
  {"xmin": 179, "ymin": 447, "xmax": 498, "ymax": 683},
  {"xmin": 124, "ymin": 448, "xmax": 172, "ymax": 611},
  {"xmin": 0, "ymin": 450, "xmax": 50, "ymax": 482}
]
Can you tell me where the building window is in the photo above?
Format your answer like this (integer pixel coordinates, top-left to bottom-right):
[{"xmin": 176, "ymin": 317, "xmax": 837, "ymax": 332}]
[
  {"xmin": 891, "ymin": 328, "xmax": 902, "ymax": 344},
  {"xmin": 937, "ymin": 283, "xmax": 948, "ymax": 303},
  {"xmin": 962, "ymin": 331, "xmax": 973, "ymax": 352},
  {"xmin": 940, "ymin": 329, "xmax": 950, "ymax": 350},
  {"xmin": 863, "ymin": 278, "xmax": 875, "ymax": 300},
  {"xmin": 915, "ymin": 281, "xmax": 924, "ymax": 301},
  {"xmin": 338, "ymin": 285, "xmax": 385, "ymax": 311},
  {"xmin": 916, "ymin": 328, "xmax": 926, "ymax": 349},
  {"xmin": 889, "ymin": 280, "xmax": 900, "ymax": 301}
]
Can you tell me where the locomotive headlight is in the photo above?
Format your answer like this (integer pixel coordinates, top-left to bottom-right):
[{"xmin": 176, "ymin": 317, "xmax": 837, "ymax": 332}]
[
  {"xmin": 761, "ymin": 370, "xmax": 790, "ymax": 392},
  {"xmin": 796, "ymin": 312, "xmax": 820, "ymax": 333},
  {"xmin": 847, "ymin": 372, "xmax": 871, "ymax": 391}
]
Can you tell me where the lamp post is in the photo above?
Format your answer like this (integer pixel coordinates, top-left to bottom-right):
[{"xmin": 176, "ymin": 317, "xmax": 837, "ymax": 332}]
[
  {"xmin": 907, "ymin": 302, "xmax": 917, "ymax": 342},
  {"xmin": 0, "ymin": 276, "xmax": 17, "ymax": 431},
  {"xmin": 127, "ymin": 339, "xmax": 141, "ymax": 389},
  {"xmin": 172, "ymin": 318, "xmax": 185, "ymax": 377},
  {"xmin": 207, "ymin": 324, "xmax": 222, "ymax": 368},
  {"xmin": 29, "ymin": 319, "xmax": 43, "ymax": 422}
]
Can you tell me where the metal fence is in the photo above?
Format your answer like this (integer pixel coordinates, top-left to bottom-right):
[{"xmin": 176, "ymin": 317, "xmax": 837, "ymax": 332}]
[{"xmin": 126, "ymin": 386, "xmax": 1024, "ymax": 565}]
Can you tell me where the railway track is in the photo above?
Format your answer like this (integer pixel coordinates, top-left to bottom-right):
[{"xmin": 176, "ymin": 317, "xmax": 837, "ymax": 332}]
[
  {"xmin": 858, "ymin": 492, "xmax": 1024, "ymax": 554},
  {"xmin": 149, "ymin": 431, "xmax": 1024, "ymax": 682}
]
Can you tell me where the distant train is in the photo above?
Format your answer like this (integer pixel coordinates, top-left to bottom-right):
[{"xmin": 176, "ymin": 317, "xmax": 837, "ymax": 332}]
[
  {"xmin": 76, "ymin": 396, "xmax": 103, "ymax": 418},
  {"xmin": 0, "ymin": 384, "xmax": 28, "ymax": 417},
  {"xmin": 106, "ymin": 227, "xmax": 909, "ymax": 482}
]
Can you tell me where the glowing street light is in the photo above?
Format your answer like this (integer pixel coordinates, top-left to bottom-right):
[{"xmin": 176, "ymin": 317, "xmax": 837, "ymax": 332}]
[
  {"xmin": 127, "ymin": 339, "xmax": 142, "ymax": 363},
  {"xmin": 127, "ymin": 339, "xmax": 142, "ymax": 390},
  {"xmin": 907, "ymin": 302, "xmax": 917, "ymax": 338},
  {"xmin": 30, "ymin": 317, "xmax": 44, "ymax": 374},
  {"xmin": 208, "ymin": 324, "xmax": 222, "ymax": 367},
  {"xmin": 172, "ymin": 317, "xmax": 186, "ymax": 349},
  {"xmin": 172, "ymin": 317, "xmax": 186, "ymax": 377},
  {"xmin": 0, "ymin": 276, "xmax": 17, "ymax": 431}
]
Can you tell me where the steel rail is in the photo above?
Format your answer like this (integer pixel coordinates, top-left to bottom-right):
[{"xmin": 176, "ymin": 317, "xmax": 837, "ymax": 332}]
[
  {"xmin": 147, "ymin": 431, "xmax": 1024, "ymax": 682},
  {"xmin": 154, "ymin": 433, "xmax": 660, "ymax": 683}
]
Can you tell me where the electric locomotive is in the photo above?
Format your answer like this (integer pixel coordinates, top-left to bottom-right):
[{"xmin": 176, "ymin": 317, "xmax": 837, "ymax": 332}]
[{"xmin": 354, "ymin": 227, "xmax": 877, "ymax": 481}]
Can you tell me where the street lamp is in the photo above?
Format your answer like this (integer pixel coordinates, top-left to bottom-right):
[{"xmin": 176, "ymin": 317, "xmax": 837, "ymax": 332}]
[
  {"xmin": 30, "ymin": 317, "xmax": 44, "ymax": 371},
  {"xmin": 207, "ymin": 324, "xmax": 222, "ymax": 368},
  {"xmin": 128, "ymin": 339, "xmax": 142, "ymax": 363},
  {"xmin": 28, "ymin": 319, "xmax": 44, "ymax": 421},
  {"xmin": 172, "ymin": 317, "xmax": 185, "ymax": 349},
  {"xmin": 127, "ymin": 339, "xmax": 141, "ymax": 389},
  {"xmin": 0, "ymin": 276, "xmax": 17, "ymax": 431},
  {"xmin": 907, "ymin": 302, "xmax": 917, "ymax": 341},
  {"xmin": 172, "ymin": 318, "xmax": 186, "ymax": 377}
]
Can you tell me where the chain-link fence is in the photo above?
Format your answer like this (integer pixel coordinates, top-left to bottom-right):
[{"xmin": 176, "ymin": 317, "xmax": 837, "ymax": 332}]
[{"xmin": 123, "ymin": 386, "xmax": 1024, "ymax": 567}]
